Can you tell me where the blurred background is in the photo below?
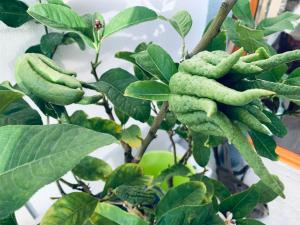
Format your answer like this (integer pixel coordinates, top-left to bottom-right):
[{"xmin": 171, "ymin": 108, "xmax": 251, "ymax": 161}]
[{"xmin": 1, "ymin": 0, "xmax": 300, "ymax": 224}]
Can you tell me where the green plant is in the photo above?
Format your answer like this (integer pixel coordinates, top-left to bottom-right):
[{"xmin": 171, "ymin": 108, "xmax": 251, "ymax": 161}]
[{"xmin": 1, "ymin": 0, "xmax": 300, "ymax": 224}]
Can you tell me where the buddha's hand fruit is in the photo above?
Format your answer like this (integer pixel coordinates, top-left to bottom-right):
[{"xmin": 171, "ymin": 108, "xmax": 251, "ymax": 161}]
[{"xmin": 15, "ymin": 53, "xmax": 84, "ymax": 105}]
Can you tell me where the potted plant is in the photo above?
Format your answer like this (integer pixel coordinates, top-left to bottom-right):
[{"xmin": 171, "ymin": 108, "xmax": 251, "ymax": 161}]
[{"xmin": 1, "ymin": 0, "xmax": 300, "ymax": 224}]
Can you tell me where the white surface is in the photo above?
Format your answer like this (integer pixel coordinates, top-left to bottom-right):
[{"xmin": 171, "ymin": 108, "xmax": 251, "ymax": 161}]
[{"xmin": 1, "ymin": 0, "xmax": 300, "ymax": 224}]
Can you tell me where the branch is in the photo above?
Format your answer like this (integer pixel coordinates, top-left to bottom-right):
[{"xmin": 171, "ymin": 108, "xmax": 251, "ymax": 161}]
[
  {"xmin": 136, "ymin": 102, "xmax": 169, "ymax": 161},
  {"xmin": 188, "ymin": 0, "xmax": 238, "ymax": 58}
]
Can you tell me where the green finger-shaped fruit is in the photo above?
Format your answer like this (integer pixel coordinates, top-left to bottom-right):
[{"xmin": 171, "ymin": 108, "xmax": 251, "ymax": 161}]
[
  {"xmin": 241, "ymin": 47, "xmax": 269, "ymax": 63},
  {"xmin": 37, "ymin": 54, "xmax": 77, "ymax": 76},
  {"xmin": 15, "ymin": 54, "xmax": 84, "ymax": 105},
  {"xmin": 179, "ymin": 48, "xmax": 244, "ymax": 79},
  {"xmin": 223, "ymin": 106, "xmax": 271, "ymax": 135},
  {"xmin": 169, "ymin": 95, "xmax": 217, "ymax": 117},
  {"xmin": 243, "ymin": 105, "xmax": 271, "ymax": 124},
  {"xmin": 253, "ymin": 49, "xmax": 300, "ymax": 70},
  {"xmin": 169, "ymin": 73, "xmax": 275, "ymax": 106}
]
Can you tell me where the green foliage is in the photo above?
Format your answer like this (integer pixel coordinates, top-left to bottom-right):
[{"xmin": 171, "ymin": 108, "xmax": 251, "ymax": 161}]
[
  {"xmin": 0, "ymin": 0, "xmax": 31, "ymax": 27},
  {"xmin": 192, "ymin": 133, "xmax": 211, "ymax": 167},
  {"xmin": 0, "ymin": 214, "xmax": 17, "ymax": 225},
  {"xmin": 121, "ymin": 125, "xmax": 142, "ymax": 148},
  {"xmin": 0, "ymin": 124, "xmax": 116, "ymax": 218},
  {"xmin": 168, "ymin": 10, "xmax": 193, "ymax": 38},
  {"xmin": 72, "ymin": 156, "xmax": 112, "ymax": 181},
  {"xmin": 0, "ymin": 83, "xmax": 23, "ymax": 112},
  {"xmin": 232, "ymin": 0, "xmax": 255, "ymax": 27},
  {"xmin": 40, "ymin": 192, "xmax": 98, "ymax": 225}
]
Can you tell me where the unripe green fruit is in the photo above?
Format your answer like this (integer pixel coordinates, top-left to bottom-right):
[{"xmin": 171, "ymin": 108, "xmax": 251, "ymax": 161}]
[
  {"xmin": 139, "ymin": 151, "xmax": 195, "ymax": 191},
  {"xmin": 15, "ymin": 53, "xmax": 84, "ymax": 105}
]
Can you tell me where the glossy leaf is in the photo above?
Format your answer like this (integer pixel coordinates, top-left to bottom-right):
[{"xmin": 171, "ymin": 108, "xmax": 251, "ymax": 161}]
[
  {"xmin": 156, "ymin": 204, "xmax": 224, "ymax": 225},
  {"xmin": 88, "ymin": 68, "xmax": 151, "ymax": 122},
  {"xmin": 62, "ymin": 32, "xmax": 86, "ymax": 50},
  {"xmin": 25, "ymin": 44, "xmax": 43, "ymax": 54},
  {"xmin": 121, "ymin": 125, "xmax": 142, "ymax": 148},
  {"xmin": 91, "ymin": 203, "xmax": 148, "ymax": 225},
  {"xmin": 0, "ymin": 0, "xmax": 31, "ymax": 27},
  {"xmin": 114, "ymin": 108, "xmax": 129, "ymax": 125},
  {"xmin": 47, "ymin": 0, "xmax": 70, "ymax": 8},
  {"xmin": 125, "ymin": 80, "xmax": 170, "ymax": 101},
  {"xmin": 169, "ymin": 10, "xmax": 192, "ymax": 38},
  {"xmin": 40, "ymin": 192, "xmax": 98, "ymax": 225},
  {"xmin": 232, "ymin": 0, "xmax": 255, "ymax": 27},
  {"xmin": 219, "ymin": 187, "xmax": 260, "ymax": 219},
  {"xmin": 72, "ymin": 156, "xmax": 112, "ymax": 181},
  {"xmin": 206, "ymin": 30, "xmax": 226, "ymax": 51},
  {"xmin": 0, "ymin": 99, "xmax": 42, "ymax": 126},
  {"xmin": 40, "ymin": 32, "xmax": 64, "ymax": 58},
  {"xmin": 0, "ymin": 124, "xmax": 116, "ymax": 218},
  {"xmin": 156, "ymin": 181, "xmax": 207, "ymax": 219},
  {"xmin": 27, "ymin": 3, "xmax": 86, "ymax": 32},
  {"xmin": 104, "ymin": 6, "xmax": 158, "ymax": 38},
  {"xmin": 257, "ymin": 12, "xmax": 300, "ymax": 36},
  {"xmin": 0, "ymin": 83, "xmax": 23, "ymax": 113},
  {"xmin": 69, "ymin": 110, "xmax": 122, "ymax": 138},
  {"xmin": 192, "ymin": 133, "xmax": 211, "ymax": 167},
  {"xmin": 0, "ymin": 214, "xmax": 17, "ymax": 225},
  {"xmin": 249, "ymin": 131, "xmax": 278, "ymax": 161},
  {"xmin": 102, "ymin": 163, "xmax": 151, "ymax": 196},
  {"xmin": 154, "ymin": 164, "xmax": 191, "ymax": 184}
]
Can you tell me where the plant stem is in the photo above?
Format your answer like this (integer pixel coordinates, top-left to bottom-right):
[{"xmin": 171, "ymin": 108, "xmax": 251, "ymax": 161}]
[
  {"xmin": 38, "ymin": 0, "xmax": 49, "ymax": 34},
  {"xmin": 187, "ymin": 0, "xmax": 238, "ymax": 58},
  {"xmin": 56, "ymin": 180, "xmax": 66, "ymax": 196},
  {"xmin": 179, "ymin": 135, "xmax": 193, "ymax": 164},
  {"xmin": 136, "ymin": 102, "xmax": 169, "ymax": 161},
  {"xmin": 168, "ymin": 130, "xmax": 177, "ymax": 164}
]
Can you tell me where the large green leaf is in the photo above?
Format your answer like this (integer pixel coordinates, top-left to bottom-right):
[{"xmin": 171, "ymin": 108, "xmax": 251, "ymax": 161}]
[
  {"xmin": 102, "ymin": 163, "xmax": 151, "ymax": 196},
  {"xmin": 91, "ymin": 203, "xmax": 148, "ymax": 225},
  {"xmin": 0, "ymin": 84, "xmax": 23, "ymax": 113},
  {"xmin": 135, "ymin": 44, "xmax": 177, "ymax": 83},
  {"xmin": 0, "ymin": 0, "xmax": 31, "ymax": 27},
  {"xmin": 72, "ymin": 156, "xmax": 112, "ymax": 181},
  {"xmin": 249, "ymin": 131, "xmax": 278, "ymax": 161},
  {"xmin": 156, "ymin": 181, "xmax": 207, "ymax": 219},
  {"xmin": 0, "ymin": 124, "xmax": 116, "ymax": 218},
  {"xmin": 0, "ymin": 214, "xmax": 17, "ymax": 225},
  {"xmin": 192, "ymin": 133, "xmax": 211, "ymax": 167},
  {"xmin": 88, "ymin": 68, "xmax": 151, "ymax": 122},
  {"xmin": 27, "ymin": 3, "xmax": 86, "ymax": 32},
  {"xmin": 232, "ymin": 0, "xmax": 255, "ymax": 27},
  {"xmin": 121, "ymin": 125, "xmax": 142, "ymax": 148},
  {"xmin": 125, "ymin": 80, "xmax": 170, "ymax": 101},
  {"xmin": 40, "ymin": 192, "xmax": 98, "ymax": 225},
  {"xmin": 0, "ymin": 99, "xmax": 42, "ymax": 126},
  {"xmin": 69, "ymin": 110, "xmax": 121, "ymax": 138},
  {"xmin": 219, "ymin": 186, "xmax": 259, "ymax": 219},
  {"xmin": 40, "ymin": 32, "xmax": 64, "ymax": 58},
  {"xmin": 169, "ymin": 10, "xmax": 192, "ymax": 38},
  {"xmin": 156, "ymin": 204, "xmax": 224, "ymax": 225},
  {"xmin": 104, "ymin": 6, "xmax": 158, "ymax": 38},
  {"xmin": 257, "ymin": 12, "xmax": 300, "ymax": 36}
]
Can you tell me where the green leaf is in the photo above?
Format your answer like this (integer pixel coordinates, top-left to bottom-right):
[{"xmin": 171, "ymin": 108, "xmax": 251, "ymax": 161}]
[
  {"xmin": 232, "ymin": 0, "xmax": 255, "ymax": 27},
  {"xmin": 256, "ymin": 64, "xmax": 288, "ymax": 82},
  {"xmin": 88, "ymin": 68, "xmax": 151, "ymax": 122},
  {"xmin": 154, "ymin": 164, "xmax": 191, "ymax": 184},
  {"xmin": 114, "ymin": 108, "xmax": 129, "ymax": 125},
  {"xmin": 91, "ymin": 203, "xmax": 148, "ymax": 225},
  {"xmin": 237, "ymin": 219, "xmax": 265, "ymax": 225},
  {"xmin": 219, "ymin": 186, "xmax": 260, "ymax": 219},
  {"xmin": 192, "ymin": 133, "xmax": 211, "ymax": 167},
  {"xmin": 69, "ymin": 110, "xmax": 122, "ymax": 138},
  {"xmin": 0, "ymin": 99, "xmax": 42, "ymax": 126},
  {"xmin": 207, "ymin": 178, "xmax": 230, "ymax": 201},
  {"xmin": 0, "ymin": 214, "xmax": 17, "ymax": 225},
  {"xmin": 169, "ymin": 10, "xmax": 192, "ymax": 38},
  {"xmin": 40, "ymin": 192, "xmax": 98, "ymax": 225},
  {"xmin": 253, "ymin": 176, "xmax": 284, "ymax": 203},
  {"xmin": 0, "ymin": 83, "xmax": 23, "ymax": 113},
  {"xmin": 249, "ymin": 131, "xmax": 278, "ymax": 161},
  {"xmin": 27, "ymin": 3, "xmax": 86, "ymax": 32},
  {"xmin": 156, "ymin": 204, "xmax": 224, "ymax": 225},
  {"xmin": 72, "ymin": 156, "xmax": 112, "ymax": 181},
  {"xmin": 47, "ymin": 0, "xmax": 70, "ymax": 8},
  {"xmin": 121, "ymin": 125, "xmax": 142, "ymax": 148},
  {"xmin": 257, "ymin": 12, "xmax": 300, "ymax": 36},
  {"xmin": 62, "ymin": 32, "xmax": 86, "ymax": 50},
  {"xmin": 103, "ymin": 163, "xmax": 151, "ymax": 196},
  {"xmin": 81, "ymin": 12, "xmax": 105, "ymax": 45},
  {"xmin": 104, "ymin": 6, "xmax": 158, "ymax": 38},
  {"xmin": 156, "ymin": 181, "xmax": 207, "ymax": 219},
  {"xmin": 0, "ymin": 124, "xmax": 116, "ymax": 218},
  {"xmin": 146, "ymin": 44, "xmax": 177, "ymax": 83},
  {"xmin": 40, "ymin": 32, "xmax": 64, "ymax": 58},
  {"xmin": 25, "ymin": 44, "xmax": 43, "ymax": 54},
  {"xmin": 0, "ymin": 0, "xmax": 31, "ymax": 27},
  {"xmin": 206, "ymin": 30, "xmax": 226, "ymax": 51},
  {"xmin": 125, "ymin": 81, "xmax": 170, "ymax": 101}
]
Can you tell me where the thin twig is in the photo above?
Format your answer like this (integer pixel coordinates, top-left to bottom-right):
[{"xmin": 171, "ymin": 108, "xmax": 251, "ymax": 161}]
[
  {"xmin": 56, "ymin": 180, "xmax": 66, "ymax": 196},
  {"xmin": 168, "ymin": 130, "xmax": 177, "ymax": 164},
  {"xmin": 179, "ymin": 135, "xmax": 193, "ymax": 164},
  {"xmin": 187, "ymin": 0, "xmax": 238, "ymax": 58},
  {"xmin": 136, "ymin": 102, "xmax": 169, "ymax": 161}
]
